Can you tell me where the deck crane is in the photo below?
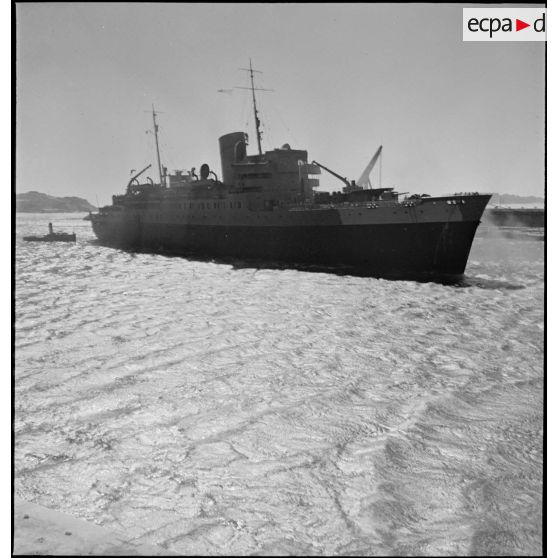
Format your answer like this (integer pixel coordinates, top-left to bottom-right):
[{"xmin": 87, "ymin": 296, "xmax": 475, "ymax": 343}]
[
  {"xmin": 356, "ymin": 146, "xmax": 383, "ymax": 189},
  {"xmin": 311, "ymin": 160, "xmax": 355, "ymax": 191},
  {"xmin": 126, "ymin": 164, "xmax": 152, "ymax": 192}
]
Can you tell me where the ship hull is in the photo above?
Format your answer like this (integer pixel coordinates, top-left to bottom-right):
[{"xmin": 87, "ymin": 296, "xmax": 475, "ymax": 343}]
[{"xmin": 92, "ymin": 219, "xmax": 481, "ymax": 276}]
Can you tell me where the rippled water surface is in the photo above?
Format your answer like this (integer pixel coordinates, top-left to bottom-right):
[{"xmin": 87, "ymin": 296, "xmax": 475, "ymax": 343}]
[{"xmin": 15, "ymin": 213, "xmax": 544, "ymax": 555}]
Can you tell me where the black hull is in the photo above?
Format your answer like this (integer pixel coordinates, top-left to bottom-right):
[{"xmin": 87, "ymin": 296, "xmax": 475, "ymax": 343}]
[{"xmin": 92, "ymin": 221, "xmax": 480, "ymax": 277}]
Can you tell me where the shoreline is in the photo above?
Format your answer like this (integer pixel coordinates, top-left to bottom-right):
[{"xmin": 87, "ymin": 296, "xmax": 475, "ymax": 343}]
[{"xmin": 13, "ymin": 497, "xmax": 179, "ymax": 556}]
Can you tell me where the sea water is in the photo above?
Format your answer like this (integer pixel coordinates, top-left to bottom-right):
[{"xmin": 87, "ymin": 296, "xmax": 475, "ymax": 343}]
[{"xmin": 14, "ymin": 213, "xmax": 544, "ymax": 555}]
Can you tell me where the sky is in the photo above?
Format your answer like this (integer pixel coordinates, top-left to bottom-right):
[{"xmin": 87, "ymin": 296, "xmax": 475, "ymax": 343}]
[{"xmin": 15, "ymin": 3, "xmax": 545, "ymax": 204}]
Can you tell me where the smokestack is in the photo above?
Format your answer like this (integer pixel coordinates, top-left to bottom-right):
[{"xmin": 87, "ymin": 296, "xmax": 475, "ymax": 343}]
[{"xmin": 219, "ymin": 132, "xmax": 246, "ymax": 185}]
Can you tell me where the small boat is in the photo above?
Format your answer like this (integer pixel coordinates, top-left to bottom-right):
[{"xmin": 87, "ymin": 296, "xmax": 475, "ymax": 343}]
[{"xmin": 24, "ymin": 223, "xmax": 76, "ymax": 243}]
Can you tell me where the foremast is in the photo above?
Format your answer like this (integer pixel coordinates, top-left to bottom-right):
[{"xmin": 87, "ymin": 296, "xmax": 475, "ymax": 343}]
[{"xmin": 151, "ymin": 104, "xmax": 164, "ymax": 186}]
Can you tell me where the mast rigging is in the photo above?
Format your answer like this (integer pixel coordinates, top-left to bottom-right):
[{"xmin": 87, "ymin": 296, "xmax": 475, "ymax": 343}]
[
  {"xmin": 151, "ymin": 104, "xmax": 164, "ymax": 186},
  {"xmin": 235, "ymin": 59, "xmax": 273, "ymax": 156}
]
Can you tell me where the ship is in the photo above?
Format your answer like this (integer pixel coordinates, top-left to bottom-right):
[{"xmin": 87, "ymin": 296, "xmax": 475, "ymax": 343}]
[
  {"xmin": 24, "ymin": 223, "xmax": 76, "ymax": 243},
  {"xmin": 91, "ymin": 62, "xmax": 491, "ymax": 278},
  {"xmin": 486, "ymin": 207, "xmax": 544, "ymax": 228}
]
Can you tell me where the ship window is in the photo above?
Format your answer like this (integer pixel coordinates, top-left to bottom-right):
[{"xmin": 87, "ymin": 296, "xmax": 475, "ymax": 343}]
[
  {"xmin": 214, "ymin": 203, "xmax": 217, "ymax": 209},
  {"xmin": 237, "ymin": 202, "xmax": 242, "ymax": 208},
  {"xmin": 239, "ymin": 173, "xmax": 272, "ymax": 179},
  {"xmin": 230, "ymin": 202, "xmax": 233, "ymax": 209}
]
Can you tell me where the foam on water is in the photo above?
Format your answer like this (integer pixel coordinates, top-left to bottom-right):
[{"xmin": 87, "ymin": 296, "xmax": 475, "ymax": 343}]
[{"xmin": 15, "ymin": 213, "xmax": 543, "ymax": 555}]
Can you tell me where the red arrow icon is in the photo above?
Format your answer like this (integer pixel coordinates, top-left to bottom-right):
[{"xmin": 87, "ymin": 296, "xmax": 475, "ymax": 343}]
[{"xmin": 516, "ymin": 19, "xmax": 530, "ymax": 31}]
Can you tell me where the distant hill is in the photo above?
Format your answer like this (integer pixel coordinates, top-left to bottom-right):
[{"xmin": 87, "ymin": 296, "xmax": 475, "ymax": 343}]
[
  {"xmin": 16, "ymin": 191, "xmax": 97, "ymax": 213},
  {"xmin": 493, "ymin": 193, "xmax": 544, "ymax": 205}
]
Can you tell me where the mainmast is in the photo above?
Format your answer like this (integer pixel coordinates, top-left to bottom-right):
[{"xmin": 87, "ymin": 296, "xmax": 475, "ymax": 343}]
[
  {"xmin": 151, "ymin": 104, "xmax": 164, "ymax": 186},
  {"xmin": 236, "ymin": 59, "xmax": 273, "ymax": 157},
  {"xmin": 248, "ymin": 59, "xmax": 262, "ymax": 156}
]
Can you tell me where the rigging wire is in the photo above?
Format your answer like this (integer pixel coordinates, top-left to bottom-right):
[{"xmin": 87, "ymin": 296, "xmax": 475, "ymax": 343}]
[
  {"xmin": 258, "ymin": 101, "xmax": 273, "ymax": 151},
  {"xmin": 252, "ymin": 71, "xmax": 275, "ymax": 151},
  {"xmin": 240, "ymin": 71, "xmax": 251, "ymax": 140},
  {"xmin": 254, "ymin": 69, "xmax": 297, "ymax": 148},
  {"xmin": 379, "ymin": 148, "xmax": 382, "ymax": 189},
  {"xmin": 160, "ymin": 133, "xmax": 177, "ymax": 172},
  {"xmin": 142, "ymin": 129, "xmax": 156, "ymax": 180},
  {"xmin": 269, "ymin": 103, "xmax": 299, "ymax": 147}
]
